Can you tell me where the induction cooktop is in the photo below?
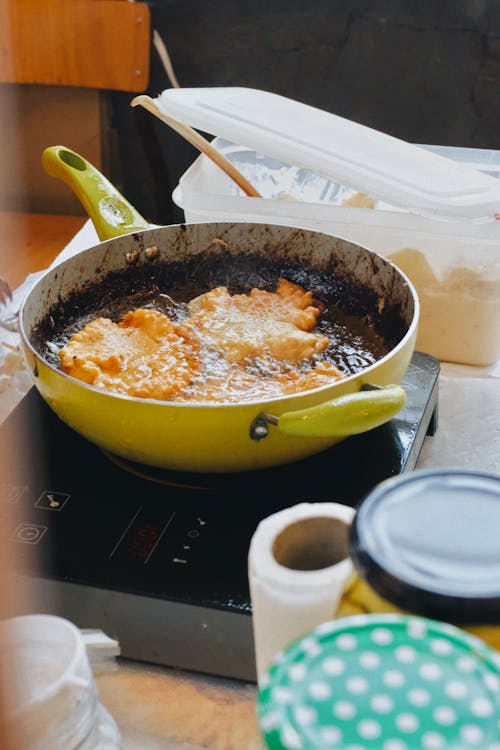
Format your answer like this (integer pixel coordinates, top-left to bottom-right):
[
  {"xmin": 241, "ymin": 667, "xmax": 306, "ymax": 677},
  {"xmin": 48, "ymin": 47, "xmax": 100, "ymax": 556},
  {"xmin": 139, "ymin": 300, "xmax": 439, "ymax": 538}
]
[{"xmin": 1, "ymin": 352, "xmax": 439, "ymax": 682}]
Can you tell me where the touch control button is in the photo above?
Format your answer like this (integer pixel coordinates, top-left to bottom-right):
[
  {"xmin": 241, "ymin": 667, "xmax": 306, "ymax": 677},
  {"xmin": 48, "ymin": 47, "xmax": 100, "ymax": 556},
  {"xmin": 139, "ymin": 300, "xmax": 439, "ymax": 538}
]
[
  {"xmin": 10, "ymin": 522, "xmax": 48, "ymax": 545},
  {"xmin": 35, "ymin": 491, "xmax": 71, "ymax": 511}
]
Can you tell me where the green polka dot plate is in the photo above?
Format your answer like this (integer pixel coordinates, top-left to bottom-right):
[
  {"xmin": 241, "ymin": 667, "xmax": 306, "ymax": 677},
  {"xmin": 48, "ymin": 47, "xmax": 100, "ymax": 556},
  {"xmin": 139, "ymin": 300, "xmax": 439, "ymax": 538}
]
[{"xmin": 257, "ymin": 613, "xmax": 500, "ymax": 749}]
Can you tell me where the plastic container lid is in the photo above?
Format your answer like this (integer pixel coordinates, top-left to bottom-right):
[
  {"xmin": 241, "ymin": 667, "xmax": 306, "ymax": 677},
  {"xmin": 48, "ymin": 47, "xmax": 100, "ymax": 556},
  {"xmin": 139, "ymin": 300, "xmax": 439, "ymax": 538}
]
[
  {"xmin": 257, "ymin": 613, "xmax": 500, "ymax": 750},
  {"xmin": 349, "ymin": 469, "xmax": 500, "ymax": 624},
  {"xmin": 155, "ymin": 87, "xmax": 500, "ymax": 221}
]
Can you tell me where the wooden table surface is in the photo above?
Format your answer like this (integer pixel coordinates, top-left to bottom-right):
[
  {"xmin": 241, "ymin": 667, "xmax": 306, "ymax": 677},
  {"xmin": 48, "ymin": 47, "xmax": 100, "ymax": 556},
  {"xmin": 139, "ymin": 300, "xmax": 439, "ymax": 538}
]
[{"xmin": 0, "ymin": 211, "xmax": 87, "ymax": 289}]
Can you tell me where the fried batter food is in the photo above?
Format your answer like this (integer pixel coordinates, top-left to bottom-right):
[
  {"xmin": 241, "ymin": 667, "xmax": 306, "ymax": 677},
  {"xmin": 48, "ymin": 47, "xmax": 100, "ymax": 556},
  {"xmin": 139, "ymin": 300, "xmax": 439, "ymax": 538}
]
[
  {"xmin": 59, "ymin": 308, "xmax": 200, "ymax": 400},
  {"xmin": 58, "ymin": 279, "xmax": 344, "ymax": 402},
  {"xmin": 177, "ymin": 360, "xmax": 343, "ymax": 403},
  {"xmin": 187, "ymin": 278, "xmax": 328, "ymax": 363}
]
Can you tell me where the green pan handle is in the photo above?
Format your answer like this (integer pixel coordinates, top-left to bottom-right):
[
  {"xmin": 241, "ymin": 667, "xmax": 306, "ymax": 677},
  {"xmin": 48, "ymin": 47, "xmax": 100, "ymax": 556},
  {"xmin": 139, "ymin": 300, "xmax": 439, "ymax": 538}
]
[
  {"xmin": 41, "ymin": 146, "xmax": 150, "ymax": 241},
  {"xmin": 277, "ymin": 384, "xmax": 406, "ymax": 438}
]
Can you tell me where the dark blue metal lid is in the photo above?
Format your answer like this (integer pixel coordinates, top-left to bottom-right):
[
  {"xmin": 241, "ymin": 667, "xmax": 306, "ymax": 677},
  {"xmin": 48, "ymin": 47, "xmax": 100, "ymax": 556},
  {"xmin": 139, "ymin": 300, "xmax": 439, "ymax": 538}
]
[{"xmin": 349, "ymin": 469, "xmax": 500, "ymax": 624}]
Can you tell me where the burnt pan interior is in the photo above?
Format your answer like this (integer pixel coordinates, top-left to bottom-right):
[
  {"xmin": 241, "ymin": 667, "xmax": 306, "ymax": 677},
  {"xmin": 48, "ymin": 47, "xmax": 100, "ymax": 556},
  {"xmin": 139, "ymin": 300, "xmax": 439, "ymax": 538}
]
[{"xmin": 27, "ymin": 224, "xmax": 415, "ymax": 378}]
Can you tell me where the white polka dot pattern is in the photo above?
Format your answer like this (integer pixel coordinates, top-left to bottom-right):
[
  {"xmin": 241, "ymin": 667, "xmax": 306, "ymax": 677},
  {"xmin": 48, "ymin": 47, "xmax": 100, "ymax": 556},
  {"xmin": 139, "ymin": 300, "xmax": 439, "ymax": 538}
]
[
  {"xmin": 430, "ymin": 639, "xmax": 453, "ymax": 656},
  {"xmin": 260, "ymin": 711, "xmax": 280, "ymax": 732},
  {"xmin": 419, "ymin": 662, "xmax": 442, "ymax": 681},
  {"xmin": 300, "ymin": 637, "xmax": 321, "ymax": 658},
  {"xmin": 257, "ymin": 614, "xmax": 500, "ymax": 750},
  {"xmin": 407, "ymin": 619, "xmax": 427, "ymax": 639},
  {"xmin": 395, "ymin": 645, "xmax": 417, "ymax": 663},
  {"xmin": 272, "ymin": 686, "xmax": 292, "ymax": 704},
  {"xmin": 422, "ymin": 731, "xmax": 445, "ymax": 748},
  {"xmin": 383, "ymin": 669, "xmax": 405, "ymax": 688},
  {"xmin": 433, "ymin": 706, "xmax": 457, "ymax": 725},
  {"xmin": 293, "ymin": 705, "xmax": 317, "ymax": 726},
  {"xmin": 346, "ymin": 676, "xmax": 369, "ymax": 694},
  {"xmin": 280, "ymin": 724, "xmax": 301, "ymax": 749},
  {"xmin": 335, "ymin": 634, "xmax": 357, "ymax": 651},
  {"xmin": 484, "ymin": 673, "xmax": 500, "ymax": 692},
  {"xmin": 359, "ymin": 651, "xmax": 381, "ymax": 669},
  {"xmin": 357, "ymin": 718, "xmax": 381, "ymax": 739},
  {"xmin": 395, "ymin": 712, "xmax": 419, "ymax": 732},
  {"xmin": 308, "ymin": 681, "xmax": 331, "ymax": 700},
  {"xmin": 383, "ymin": 740, "xmax": 408, "ymax": 750},
  {"xmin": 288, "ymin": 663, "xmax": 306, "ymax": 682},
  {"xmin": 322, "ymin": 656, "xmax": 345, "ymax": 676},
  {"xmin": 371, "ymin": 627, "xmax": 393, "ymax": 645},
  {"xmin": 460, "ymin": 724, "xmax": 484, "ymax": 743},
  {"xmin": 470, "ymin": 697, "xmax": 493, "ymax": 717},
  {"xmin": 333, "ymin": 700, "xmax": 356, "ymax": 720},
  {"xmin": 407, "ymin": 687, "xmax": 431, "ymax": 706},
  {"xmin": 371, "ymin": 694, "xmax": 394, "ymax": 713},
  {"xmin": 457, "ymin": 655, "xmax": 476, "ymax": 673},
  {"xmin": 444, "ymin": 680, "xmax": 467, "ymax": 699},
  {"xmin": 319, "ymin": 725, "xmax": 341, "ymax": 743}
]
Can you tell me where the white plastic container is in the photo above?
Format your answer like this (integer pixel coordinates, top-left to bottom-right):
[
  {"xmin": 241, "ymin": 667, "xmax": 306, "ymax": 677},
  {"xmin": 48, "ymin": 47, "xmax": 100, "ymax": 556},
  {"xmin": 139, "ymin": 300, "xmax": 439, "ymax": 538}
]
[
  {"xmin": 0, "ymin": 614, "xmax": 121, "ymax": 749},
  {"xmin": 157, "ymin": 87, "xmax": 500, "ymax": 366}
]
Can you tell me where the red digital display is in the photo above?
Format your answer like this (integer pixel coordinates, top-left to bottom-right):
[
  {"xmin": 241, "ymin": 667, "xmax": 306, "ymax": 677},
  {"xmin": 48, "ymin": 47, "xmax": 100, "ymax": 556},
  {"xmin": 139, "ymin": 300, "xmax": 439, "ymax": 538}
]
[{"xmin": 127, "ymin": 522, "xmax": 160, "ymax": 561}]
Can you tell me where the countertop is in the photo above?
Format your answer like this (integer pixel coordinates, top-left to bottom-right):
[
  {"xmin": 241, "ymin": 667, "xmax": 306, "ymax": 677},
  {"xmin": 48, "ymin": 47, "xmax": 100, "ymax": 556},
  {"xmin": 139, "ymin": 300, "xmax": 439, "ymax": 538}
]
[
  {"xmin": 0, "ymin": 211, "xmax": 87, "ymax": 289},
  {"xmin": 1, "ymin": 213, "xmax": 499, "ymax": 750}
]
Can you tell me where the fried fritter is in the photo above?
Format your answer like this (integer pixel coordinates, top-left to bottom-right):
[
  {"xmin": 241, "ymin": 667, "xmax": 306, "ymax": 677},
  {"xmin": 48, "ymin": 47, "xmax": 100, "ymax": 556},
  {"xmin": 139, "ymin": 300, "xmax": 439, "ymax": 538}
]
[
  {"xmin": 187, "ymin": 278, "xmax": 328, "ymax": 364},
  {"xmin": 59, "ymin": 308, "xmax": 200, "ymax": 400},
  {"xmin": 58, "ymin": 280, "xmax": 343, "ymax": 402}
]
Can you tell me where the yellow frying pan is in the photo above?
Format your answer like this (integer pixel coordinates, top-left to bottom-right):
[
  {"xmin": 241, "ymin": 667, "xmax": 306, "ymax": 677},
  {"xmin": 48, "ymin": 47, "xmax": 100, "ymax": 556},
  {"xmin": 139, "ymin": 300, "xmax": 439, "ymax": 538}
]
[{"xmin": 18, "ymin": 146, "xmax": 418, "ymax": 473}]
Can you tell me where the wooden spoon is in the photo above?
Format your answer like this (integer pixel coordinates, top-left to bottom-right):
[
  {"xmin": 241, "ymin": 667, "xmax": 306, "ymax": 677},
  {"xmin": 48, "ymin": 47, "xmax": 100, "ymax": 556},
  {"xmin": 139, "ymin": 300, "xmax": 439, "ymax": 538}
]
[{"xmin": 131, "ymin": 95, "xmax": 261, "ymax": 198}]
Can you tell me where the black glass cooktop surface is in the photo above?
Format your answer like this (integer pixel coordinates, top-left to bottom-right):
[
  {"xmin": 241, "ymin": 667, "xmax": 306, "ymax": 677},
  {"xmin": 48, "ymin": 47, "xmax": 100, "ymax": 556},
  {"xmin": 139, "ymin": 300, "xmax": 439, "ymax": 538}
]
[{"xmin": 1, "ymin": 351, "xmax": 439, "ymax": 681}]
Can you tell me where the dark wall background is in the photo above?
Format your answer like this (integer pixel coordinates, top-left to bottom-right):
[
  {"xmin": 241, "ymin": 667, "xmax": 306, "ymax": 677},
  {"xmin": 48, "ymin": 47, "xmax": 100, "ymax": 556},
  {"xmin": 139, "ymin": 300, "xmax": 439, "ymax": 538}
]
[{"xmin": 108, "ymin": 0, "xmax": 500, "ymax": 225}]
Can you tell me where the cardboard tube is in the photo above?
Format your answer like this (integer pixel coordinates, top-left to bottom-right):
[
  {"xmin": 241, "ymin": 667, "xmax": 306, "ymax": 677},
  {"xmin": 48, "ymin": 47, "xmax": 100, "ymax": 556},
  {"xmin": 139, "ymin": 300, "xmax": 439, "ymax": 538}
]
[{"xmin": 248, "ymin": 502, "xmax": 355, "ymax": 682}]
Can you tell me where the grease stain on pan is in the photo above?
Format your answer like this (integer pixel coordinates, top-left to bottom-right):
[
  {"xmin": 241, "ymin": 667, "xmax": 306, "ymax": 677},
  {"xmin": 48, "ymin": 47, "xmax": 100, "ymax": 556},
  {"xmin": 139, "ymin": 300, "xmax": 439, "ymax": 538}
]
[{"xmin": 31, "ymin": 246, "xmax": 412, "ymax": 380}]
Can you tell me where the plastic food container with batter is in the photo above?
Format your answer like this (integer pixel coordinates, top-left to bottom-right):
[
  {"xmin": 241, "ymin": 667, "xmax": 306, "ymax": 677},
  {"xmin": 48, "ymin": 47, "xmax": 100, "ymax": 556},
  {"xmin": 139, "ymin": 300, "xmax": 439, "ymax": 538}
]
[{"xmin": 154, "ymin": 86, "xmax": 500, "ymax": 367}]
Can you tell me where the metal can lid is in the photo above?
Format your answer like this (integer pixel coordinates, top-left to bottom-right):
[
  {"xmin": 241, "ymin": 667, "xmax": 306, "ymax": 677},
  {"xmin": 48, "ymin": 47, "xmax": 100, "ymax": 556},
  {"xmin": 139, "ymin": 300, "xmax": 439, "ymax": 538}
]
[
  {"xmin": 257, "ymin": 614, "xmax": 500, "ymax": 750},
  {"xmin": 349, "ymin": 469, "xmax": 500, "ymax": 623}
]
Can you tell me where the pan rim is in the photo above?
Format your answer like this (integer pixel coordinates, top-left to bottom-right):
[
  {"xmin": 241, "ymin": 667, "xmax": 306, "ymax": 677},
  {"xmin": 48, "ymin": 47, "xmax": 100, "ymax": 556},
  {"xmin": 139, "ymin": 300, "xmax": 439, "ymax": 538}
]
[{"xmin": 19, "ymin": 222, "xmax": 420, "ymax": 410}]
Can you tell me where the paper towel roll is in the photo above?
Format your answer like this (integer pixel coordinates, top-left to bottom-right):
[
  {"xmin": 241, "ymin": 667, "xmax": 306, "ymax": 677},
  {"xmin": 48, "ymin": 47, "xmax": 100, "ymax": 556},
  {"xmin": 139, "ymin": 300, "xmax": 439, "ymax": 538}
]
[{"xmin": 248, "ymin": 502, "xmax": 355, "ymax": 682}]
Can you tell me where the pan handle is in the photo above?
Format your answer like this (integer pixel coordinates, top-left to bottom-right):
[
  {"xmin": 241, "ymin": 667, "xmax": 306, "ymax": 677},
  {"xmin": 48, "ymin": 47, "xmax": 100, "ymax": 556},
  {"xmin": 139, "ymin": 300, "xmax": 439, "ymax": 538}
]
[
  {"xmin": 41, "ymin": 146, "xmax": 151, "ymax": 241},
  {"xmin": 251, "ymin": 384, "xmax": 406, "ymax": 439}
]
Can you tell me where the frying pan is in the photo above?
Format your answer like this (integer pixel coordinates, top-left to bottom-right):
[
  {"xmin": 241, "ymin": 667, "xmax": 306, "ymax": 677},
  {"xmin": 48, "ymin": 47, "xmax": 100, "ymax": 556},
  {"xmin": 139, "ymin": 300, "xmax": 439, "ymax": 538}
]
[{"xmin": 18, "ymin": 146, "xmax": 419, "ymax": 473}]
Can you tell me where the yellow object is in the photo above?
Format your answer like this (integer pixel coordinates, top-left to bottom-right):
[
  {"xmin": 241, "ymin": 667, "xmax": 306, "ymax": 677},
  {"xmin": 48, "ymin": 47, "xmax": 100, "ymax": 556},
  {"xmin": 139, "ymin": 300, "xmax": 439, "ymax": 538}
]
[
  {"xmin": 41, "ymin": 147, "xmax": 150, "ymax": 240},
  {"xmin": 338, "ymin": 574, "xmax": 500, "ymax": 652},
  {"xmin": 27, "ymin": 356, "xmax": 411, "ymax": 472},
  {"xmin": 18, "ymin": 146, "xmax": 418, "ymax": 473}
]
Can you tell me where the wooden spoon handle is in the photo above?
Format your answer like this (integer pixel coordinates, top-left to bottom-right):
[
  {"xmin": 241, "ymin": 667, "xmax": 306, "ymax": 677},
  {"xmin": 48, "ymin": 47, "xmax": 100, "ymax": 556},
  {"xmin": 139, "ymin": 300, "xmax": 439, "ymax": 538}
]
[{"xmin": 131, "ymin": 95, "xmax": 262, "ymax": 198}]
